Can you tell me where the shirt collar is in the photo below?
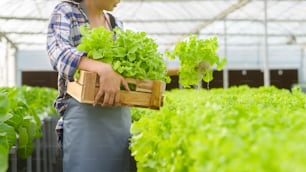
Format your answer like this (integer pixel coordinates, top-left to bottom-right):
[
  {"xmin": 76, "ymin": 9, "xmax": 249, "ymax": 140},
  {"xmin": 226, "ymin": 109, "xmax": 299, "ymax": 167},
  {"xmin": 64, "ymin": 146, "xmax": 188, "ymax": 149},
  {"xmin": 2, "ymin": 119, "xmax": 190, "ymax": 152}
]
[{"xmin": 61, "ymin": 0, "xmax": 89, "ymax": 21}]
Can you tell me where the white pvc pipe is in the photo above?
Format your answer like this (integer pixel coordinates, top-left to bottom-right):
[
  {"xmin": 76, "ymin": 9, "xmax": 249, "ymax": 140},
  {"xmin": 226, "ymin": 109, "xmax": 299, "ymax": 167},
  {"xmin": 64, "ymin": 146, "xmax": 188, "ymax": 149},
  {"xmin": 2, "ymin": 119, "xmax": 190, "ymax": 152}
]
[
  {"xmin": 263, "ymin": 0, "xmax": 270, "ymax": 86},
  {"xmin": 223, "ymin": 17, "xmax": 229, "ymax": 88},
  {"xmin": 300, "ymin": 48, "xmax": 305, "ymax": 83}
]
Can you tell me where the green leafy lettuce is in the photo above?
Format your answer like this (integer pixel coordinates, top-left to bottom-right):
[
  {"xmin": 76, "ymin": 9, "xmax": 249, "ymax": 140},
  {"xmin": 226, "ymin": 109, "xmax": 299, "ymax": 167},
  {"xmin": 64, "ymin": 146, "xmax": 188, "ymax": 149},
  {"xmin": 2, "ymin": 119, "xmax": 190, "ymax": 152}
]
[
  {"xmin": 0, "ymin": 86, "xmax": 57, "ymax": 172},
  {"xmin": 166, "ymin": 35, "xmax": 227, "ymax": 87},
  {"xmin": 130, "ymin": 86, "xmax": 306, "ymax": 172},
  {"xmin": 77, "ymin": 25, "xmax": 169, "ymax": 82}
]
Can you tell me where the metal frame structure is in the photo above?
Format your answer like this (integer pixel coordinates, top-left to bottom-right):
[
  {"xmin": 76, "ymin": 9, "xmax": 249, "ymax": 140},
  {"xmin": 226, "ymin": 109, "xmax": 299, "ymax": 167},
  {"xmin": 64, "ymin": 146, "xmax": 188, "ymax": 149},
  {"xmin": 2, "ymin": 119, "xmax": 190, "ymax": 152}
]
[
  {"xmin": 0, "ymin": 0, "xmax": 306, "ymax": 86},
  {"xmin": 0, "ymin": 0, "xmax": 304, "ymax": 47},
  {"xmin": 0, "ymin": 0, "xmax": 305, "ymax": 48}
]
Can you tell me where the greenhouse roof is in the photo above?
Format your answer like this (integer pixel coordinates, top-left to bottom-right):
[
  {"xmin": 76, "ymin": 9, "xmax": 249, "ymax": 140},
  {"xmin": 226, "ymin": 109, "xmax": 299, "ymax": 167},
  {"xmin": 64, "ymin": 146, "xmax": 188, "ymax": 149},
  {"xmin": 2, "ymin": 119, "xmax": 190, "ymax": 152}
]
[{"xmin": 1, "ymin": 0, "xmax": 306, "ymax": 51}]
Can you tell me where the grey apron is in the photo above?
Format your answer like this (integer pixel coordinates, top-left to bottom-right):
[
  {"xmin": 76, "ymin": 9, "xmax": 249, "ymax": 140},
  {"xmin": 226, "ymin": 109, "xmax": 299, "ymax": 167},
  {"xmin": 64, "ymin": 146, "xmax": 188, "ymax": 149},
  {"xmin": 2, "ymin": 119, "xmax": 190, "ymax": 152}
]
[{"xmin": 63, "ymin": 97, "xmax": 133, "ymax": 172}]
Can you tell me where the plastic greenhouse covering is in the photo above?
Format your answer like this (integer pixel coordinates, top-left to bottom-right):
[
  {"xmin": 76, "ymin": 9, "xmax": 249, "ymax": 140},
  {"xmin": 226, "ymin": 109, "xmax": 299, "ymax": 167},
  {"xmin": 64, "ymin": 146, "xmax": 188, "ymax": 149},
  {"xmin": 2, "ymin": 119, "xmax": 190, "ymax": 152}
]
[
  {"xmin": 1, "ymin": 2, "xmax": 306, "ymax": 170},
  {"xmin": 0, "ymin": 0, "xmax": 305, "ymax": 51}
]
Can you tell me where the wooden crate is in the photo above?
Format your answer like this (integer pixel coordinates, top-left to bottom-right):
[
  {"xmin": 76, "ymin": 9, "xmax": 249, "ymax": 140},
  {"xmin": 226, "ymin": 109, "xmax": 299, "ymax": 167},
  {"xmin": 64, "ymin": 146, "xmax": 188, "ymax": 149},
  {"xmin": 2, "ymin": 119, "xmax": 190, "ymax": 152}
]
[{"xmin": 67, "ymin": 70, "xmax": 166, "ymax": 109}]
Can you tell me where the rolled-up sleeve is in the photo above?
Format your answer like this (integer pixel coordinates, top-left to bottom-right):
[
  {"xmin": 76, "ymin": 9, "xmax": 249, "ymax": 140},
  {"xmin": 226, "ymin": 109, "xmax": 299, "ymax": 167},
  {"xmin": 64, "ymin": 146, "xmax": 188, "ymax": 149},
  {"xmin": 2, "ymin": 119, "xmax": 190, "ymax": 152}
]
[{"xmin": 47, "ymin": 6, "xmax": 84, "ymax": 81}]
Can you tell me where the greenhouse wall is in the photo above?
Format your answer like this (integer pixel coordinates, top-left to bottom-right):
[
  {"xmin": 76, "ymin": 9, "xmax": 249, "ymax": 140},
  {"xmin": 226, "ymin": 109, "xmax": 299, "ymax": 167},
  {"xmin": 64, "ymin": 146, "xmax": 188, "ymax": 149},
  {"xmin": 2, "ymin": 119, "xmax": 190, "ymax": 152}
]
[
  {"xmin": 16, "ymin": 45, "xmax": 306, "ymax": 86},
  {"xmin": 16, "ymin": 50, "xmax": 53, "ymax": 86},
  {"xmin": 219, "ymin": 45, "xmax": 302, "ymax": 69}
]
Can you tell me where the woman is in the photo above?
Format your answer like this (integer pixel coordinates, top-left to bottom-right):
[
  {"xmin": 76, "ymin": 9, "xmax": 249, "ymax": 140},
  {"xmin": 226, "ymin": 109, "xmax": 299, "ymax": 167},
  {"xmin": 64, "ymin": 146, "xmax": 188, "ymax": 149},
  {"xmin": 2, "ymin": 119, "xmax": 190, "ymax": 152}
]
[{"xmin": 47, "ymin": 0, "xmax": 135, "ymax": 171}]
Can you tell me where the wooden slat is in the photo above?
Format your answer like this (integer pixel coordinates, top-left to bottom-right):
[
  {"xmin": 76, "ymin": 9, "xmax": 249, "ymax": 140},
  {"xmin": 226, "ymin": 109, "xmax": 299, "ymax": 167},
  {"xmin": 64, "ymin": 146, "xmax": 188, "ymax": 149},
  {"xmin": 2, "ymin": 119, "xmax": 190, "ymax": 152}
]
[
  {"xmin": 78, "ymin": 70, "xmax": 97, "ymax": 86},
  {"xmin": 79, "ymin": 71, "xmax": 165, "ymax": 93},
  {"xmin": 150, "ymin": 80, "xmax": 162, "ymax": 108},
  {"xmin": 67, "ymin": 81, "xmax": 83, "ymax": 103},
  {"xmin": 67, "ymin": 70, "xmax": 165, "ymax": 109},
  {"xmin": 125, "ymin": 78, "xmax": 155, "ymax": 93}
]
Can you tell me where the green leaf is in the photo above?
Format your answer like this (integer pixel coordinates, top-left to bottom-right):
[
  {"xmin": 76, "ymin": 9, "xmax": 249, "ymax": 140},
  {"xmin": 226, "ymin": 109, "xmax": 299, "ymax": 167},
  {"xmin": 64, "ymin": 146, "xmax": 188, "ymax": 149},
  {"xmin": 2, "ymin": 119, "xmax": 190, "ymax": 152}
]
[
  {"xmin": 5, "ymin": 109, "xmax": 24, "ymax": 129},
  {"xmin": 217, "ymin": 58, "xmax": 227, "ymax": 70},
  {"xmin": 0, "ymin": 145, "xmax": 9, "ymax": 172},
  {"xmin": 0, "ymin": 93, "xmax": 9, "ymax": 122},
  {"xmin": 17, "ymin": 125, "xmax": 34, "ymax": 159},
  {"xmin": 0, "ymin": 113, "xmax": 12, "ymax": 123},
  {"xmin": 203, "ymin": 70, "xmax": 213, "ymax": 83},
  {"xmin": 22, "ymin": 116, "xmax": 39, "ymax": 139},
  {"xmin": 17, "ymin": 127, "xmax": 28, "ymax": 149},
  {"xmin": 18, "ymin": 142, "xmax": 34, "ymax": 159},
  {"xmin": 0, "ymin": 122, "xmax": 16, "ymax": 149},
  {"xmin": 92, "ymin": 49, "xmax": 104, "ymax": 60}
]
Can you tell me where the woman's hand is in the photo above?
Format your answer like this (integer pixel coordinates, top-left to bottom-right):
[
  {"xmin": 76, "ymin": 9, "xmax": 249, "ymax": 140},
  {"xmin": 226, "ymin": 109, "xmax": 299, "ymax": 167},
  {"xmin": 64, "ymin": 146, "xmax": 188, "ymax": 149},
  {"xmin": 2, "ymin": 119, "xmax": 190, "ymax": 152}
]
[
  {"xmin": 77, "ymin": 56, "xmax": 130, "ymax": 107},
  {"xmin": 95, "ymin": 64, "xmax": 130, "ymax": 106}
]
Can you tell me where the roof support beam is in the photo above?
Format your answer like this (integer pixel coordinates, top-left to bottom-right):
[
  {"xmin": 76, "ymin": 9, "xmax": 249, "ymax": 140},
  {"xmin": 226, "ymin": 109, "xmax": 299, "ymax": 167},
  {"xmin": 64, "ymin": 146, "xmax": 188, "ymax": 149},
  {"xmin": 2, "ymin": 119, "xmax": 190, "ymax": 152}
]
[
  {"xmin": 0, "ymin": 33, "xmax": 17, "ymax": 50},
  {"xmin": 16, "ymin": 42, "xmax": 305, "ymax": 46},
  {"xmin": 15, "ymin": 42, "xmax": 44, "ymax": 45},
  {"xmin": 166, "ymin": 0, "xmax": 252, "ymax": 49},
  {"xmin": 0, "ymin": 16, "xmax": 48, "ymax": 21},
  {"xmin": 123, "ymin": 0, "xmax": 206, "ymax": 1},
  {"xmin": 123, "ymin": 18, "xmax": 306, "ymax": 23},
  {"xmin": 15, "ymin": 40, "xmax": 306, "ymax": 47},
  {"xmin": 184, "ymin": 0, "xmax": 252, "ymax": 36},
  {"xmin": 4, "ymin": 31, "xmax": 46, "ymax": 35},
  {"xmin": 122, "ymin": 0, "xmax": 306, "ymax": 2},
  {"xmin": 160, "ymin": 42, "xmax": 306, "ymax": 47},
  {"xmin": 149, "ymin": 33, "xmax": 306, "ymax": 37},
  {"xmin": 2, "ymin": 16, "xmax": 306, "ymax": 23},
  {"xmin": 4, "ymin": 31, "xmax": 306, "ymax": 37}
]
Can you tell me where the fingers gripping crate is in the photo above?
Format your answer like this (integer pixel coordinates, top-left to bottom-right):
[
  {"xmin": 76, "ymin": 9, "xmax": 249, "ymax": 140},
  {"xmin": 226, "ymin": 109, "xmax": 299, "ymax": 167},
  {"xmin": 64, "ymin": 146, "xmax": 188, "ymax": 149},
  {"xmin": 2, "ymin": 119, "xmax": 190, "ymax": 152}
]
[{"xmin": 67, "ymin": 70, "xmax": 166, "ymax": 109}]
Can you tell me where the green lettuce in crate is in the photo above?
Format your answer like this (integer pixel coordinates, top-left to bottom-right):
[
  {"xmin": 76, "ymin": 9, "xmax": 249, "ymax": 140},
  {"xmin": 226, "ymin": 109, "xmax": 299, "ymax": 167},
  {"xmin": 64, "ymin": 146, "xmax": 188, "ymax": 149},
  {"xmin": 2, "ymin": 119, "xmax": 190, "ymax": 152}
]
[
  {"xmin": 76, "ymin": 25, "xmax": 169, "ymax": 82},
  {"xmin": 166, "ymin": 35, "xmax": 227, "ymax": 87}
]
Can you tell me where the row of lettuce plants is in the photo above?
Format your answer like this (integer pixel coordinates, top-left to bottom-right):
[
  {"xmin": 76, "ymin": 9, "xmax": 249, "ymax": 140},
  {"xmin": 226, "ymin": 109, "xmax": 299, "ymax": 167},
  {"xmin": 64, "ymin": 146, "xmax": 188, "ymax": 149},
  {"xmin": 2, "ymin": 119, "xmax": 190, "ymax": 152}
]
[
  {"xmin": 130, "ymin": 86, "xmax": 306, "ymax": 172},
  {"xmin": 0, "ymin": 86, "xmax": 57, "ymax": 172}
]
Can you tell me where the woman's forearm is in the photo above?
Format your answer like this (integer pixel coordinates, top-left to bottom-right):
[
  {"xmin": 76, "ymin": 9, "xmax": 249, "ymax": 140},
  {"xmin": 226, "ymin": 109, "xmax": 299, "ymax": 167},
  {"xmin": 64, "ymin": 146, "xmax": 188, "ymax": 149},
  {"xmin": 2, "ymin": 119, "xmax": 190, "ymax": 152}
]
[{"xmin": 77, "ymin": 56, "xmax": 112, "ymax": 75}]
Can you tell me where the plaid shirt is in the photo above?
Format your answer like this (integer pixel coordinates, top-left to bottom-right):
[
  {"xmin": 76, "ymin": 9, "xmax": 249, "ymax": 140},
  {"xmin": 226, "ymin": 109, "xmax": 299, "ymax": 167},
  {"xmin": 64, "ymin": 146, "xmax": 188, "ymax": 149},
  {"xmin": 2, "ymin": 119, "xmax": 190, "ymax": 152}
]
[{"xmin": 47, "ymin": 0, "xmax": 123, "ymax": 130}]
